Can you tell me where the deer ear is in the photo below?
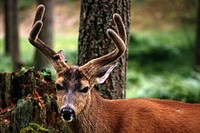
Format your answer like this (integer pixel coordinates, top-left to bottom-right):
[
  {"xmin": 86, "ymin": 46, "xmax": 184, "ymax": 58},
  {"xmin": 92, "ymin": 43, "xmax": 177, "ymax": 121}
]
[
  {"xmin": 57, "ymin": 50, "xmax": 66, "ymax": 61},
  {"xmin": 95, "ymin": 63, "xmax": 117, "ymax": 84}
]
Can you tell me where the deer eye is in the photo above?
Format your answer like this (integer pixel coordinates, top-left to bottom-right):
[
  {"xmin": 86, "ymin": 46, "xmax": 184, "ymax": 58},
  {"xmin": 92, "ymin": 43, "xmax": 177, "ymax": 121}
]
[
  {"xmin": 78, "ymin": 87, "xmax": 89, "ymax": 93},
  {"xmin": 55, "ymin": 84, "xmax": 63, "ymax": 91}
]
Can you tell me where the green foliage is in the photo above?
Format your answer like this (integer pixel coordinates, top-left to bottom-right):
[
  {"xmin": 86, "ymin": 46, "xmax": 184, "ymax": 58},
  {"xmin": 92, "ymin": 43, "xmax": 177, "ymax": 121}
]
[
  {"xmin": 20, "ymin": 123, "xmax": 49, "ymax": 133},
  {"xmin": 19, "ymin": 0, "xmax": 35, "ymax": 10},
  {"xmin": 21, "ymin": 66, "xmax": 35, "ymax": 73},
  {"xmin": 127, "ymin": 28, "xmax": 200, "ymax": 103},
  {"xmin": 41, "ymin": 68, "xmax": 51, "ymax": 77},
  {"xmin": 129, "ymin": 31, "xmax": 192, "ymax": 65},
  {"xmin": 130, "ymin": 34, "xmax": 180, "ymax": 64},
  {"xmin": 128, "ymin": 73, "xmax": 200, "ymax": 103},
  {"xmin": 41, "ymin": 68, "xmax": 52, "ymax": 81}
]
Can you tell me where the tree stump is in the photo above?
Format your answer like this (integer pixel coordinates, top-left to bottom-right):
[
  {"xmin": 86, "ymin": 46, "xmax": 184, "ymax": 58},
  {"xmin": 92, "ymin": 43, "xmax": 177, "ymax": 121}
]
[{"xmin": 0, "ymin": 70, "xmax": 68, "ymax": 133}]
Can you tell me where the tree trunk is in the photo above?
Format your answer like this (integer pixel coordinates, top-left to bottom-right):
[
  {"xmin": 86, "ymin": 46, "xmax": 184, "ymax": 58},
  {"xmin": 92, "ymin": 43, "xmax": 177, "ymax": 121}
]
[
  {"xmin": 34, "ymin": 0, "xmax": 54, "ymax": 70},
  {"xmin": 195, "ymin": 0, "xmax": 200, "ymax": 72},
  {"xmin": 4, "ymin": 0, "xmax": 22, "ymax": 72},
  {"xmin": 0, "ymin": 70, "xmax": 68, "ymax": 132},
  {"xmin": 4, "ymin": 0, "xmax": 11, "ymax": 54},
  {"xmin": 78, "ymin": 0, "xmax": 131, "ymax": 99}
]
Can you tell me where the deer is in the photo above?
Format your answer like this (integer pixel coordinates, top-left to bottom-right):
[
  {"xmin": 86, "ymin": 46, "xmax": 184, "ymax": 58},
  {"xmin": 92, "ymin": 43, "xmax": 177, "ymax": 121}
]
[{"xmin": 28, "ymin": 4, "xmax": 200, "ymax": 133}]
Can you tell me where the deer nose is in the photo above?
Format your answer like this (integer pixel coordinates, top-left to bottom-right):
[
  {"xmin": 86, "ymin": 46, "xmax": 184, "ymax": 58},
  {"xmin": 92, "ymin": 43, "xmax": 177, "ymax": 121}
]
[{"xmin": 60, "ymin": 108, "xmax": 75, "ymax": 122}]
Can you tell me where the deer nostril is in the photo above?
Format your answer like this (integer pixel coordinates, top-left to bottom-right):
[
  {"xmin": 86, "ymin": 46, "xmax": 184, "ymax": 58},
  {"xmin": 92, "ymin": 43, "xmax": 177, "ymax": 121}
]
[{"xmin": 60, "ymin": 108, "xmax": 75, "ymax": 122}]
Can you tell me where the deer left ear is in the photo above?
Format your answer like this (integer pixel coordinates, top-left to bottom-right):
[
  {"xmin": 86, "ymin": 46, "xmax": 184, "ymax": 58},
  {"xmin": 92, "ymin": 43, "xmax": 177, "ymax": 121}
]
[{"xmin": 94, "ymin": 63, "xmax": 117, "ymax": 84}]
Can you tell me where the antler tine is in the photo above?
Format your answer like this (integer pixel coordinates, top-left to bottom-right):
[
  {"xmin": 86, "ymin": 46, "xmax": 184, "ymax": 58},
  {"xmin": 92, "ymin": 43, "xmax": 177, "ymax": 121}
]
[
  {"xmin": 79, "ymin": 13, "xmax": 126, "ymax": 80},
  {"xmin": 32, "ymin": 5, "xmax": 45, "ymax": 27},
  {"xmin": 113, "ymin": 13, "xmax": 127, "ymax": 44},
  {"xmin": 29, "ymin": 5, "xmax": 69, "ymax": 75}
]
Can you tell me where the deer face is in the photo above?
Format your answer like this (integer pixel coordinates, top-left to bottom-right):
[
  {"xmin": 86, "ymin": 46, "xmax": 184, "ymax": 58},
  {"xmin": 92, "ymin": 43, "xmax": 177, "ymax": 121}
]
[
  {"xmin": 55, "ymin": 65, "xmax": 118, "ymax": 122},
  {"xmin": 55, "ymin": 66, "xmax": 92, "ymax": 122},
  {"xmin": 29, "ymin": 5, "xmax": 126, "ymax": 122}
]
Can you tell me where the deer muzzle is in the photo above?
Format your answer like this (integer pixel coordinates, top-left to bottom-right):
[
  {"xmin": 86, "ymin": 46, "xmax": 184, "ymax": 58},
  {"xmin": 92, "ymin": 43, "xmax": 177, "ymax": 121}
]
[{"xmin": 61, "ymin": 107, "xmax": 76, "ymax": 122}]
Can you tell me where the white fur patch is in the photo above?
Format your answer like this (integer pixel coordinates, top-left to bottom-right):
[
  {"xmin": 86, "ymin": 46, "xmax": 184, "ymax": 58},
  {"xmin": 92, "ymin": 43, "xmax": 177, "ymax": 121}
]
[{"xmin": 96, "ymin": 63, "xmax": 117, "ymax": 84}]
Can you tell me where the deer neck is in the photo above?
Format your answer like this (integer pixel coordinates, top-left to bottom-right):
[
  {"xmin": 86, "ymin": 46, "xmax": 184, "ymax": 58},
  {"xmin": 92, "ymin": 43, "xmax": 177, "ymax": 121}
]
[{"xmin": 68, "ymin": 89, "xmax": 109, "ymax": 133}]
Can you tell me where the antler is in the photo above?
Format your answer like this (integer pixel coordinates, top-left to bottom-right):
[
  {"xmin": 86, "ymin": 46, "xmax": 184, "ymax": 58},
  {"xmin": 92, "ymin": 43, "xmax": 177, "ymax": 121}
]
[
  {"xmin": 79, "ymin": 13, "xmax": 127, "ymax": 80},
  {"xmin": 28, "ymin": 5, "xmax": 70, "ymax": 75}
]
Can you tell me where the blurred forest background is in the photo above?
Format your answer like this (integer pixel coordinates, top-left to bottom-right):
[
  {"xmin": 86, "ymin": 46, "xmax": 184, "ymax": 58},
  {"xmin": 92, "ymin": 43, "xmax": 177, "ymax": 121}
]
[{"xmin": 0, "ymin": 0, "xmax": 200, "ymax": 102}]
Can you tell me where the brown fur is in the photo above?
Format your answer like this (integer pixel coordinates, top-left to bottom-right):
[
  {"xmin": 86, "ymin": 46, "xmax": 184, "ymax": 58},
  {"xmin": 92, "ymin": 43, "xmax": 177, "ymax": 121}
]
[
  {"xmin": 65, "ymin": 89, "xmax": 200, "ymax": 133},
  {"xmin": 55, "ymin": 67, "xmax": 200, "ymax": 133}
]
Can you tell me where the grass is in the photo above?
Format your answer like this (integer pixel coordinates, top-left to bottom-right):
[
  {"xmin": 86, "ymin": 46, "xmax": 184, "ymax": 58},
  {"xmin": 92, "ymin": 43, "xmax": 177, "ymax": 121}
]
[{"xmin": 1, "ymin": 27, "xmax": 200, "ymax": 102}]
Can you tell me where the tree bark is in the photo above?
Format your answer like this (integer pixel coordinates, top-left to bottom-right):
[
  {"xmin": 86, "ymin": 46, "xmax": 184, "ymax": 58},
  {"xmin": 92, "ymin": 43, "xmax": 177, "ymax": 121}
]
[
  {"xmin": 4, "ymin": 0, "xmax": 22, "ymax": 72},
  {"xmin": 34, "ymin": 0, "xmax": 54, "ymax": 70},
  {"xmin": 195, "ymin": 0, "xmax": 200, "ymax": 72},
  {"xmin": 78, "ymin": 0, "xmax": 131, "ymax": 99},
  {"xmin": 4, "ymin": 0, "xmax": 11, "ymax": 54},
  {"xmin": 0, "ymin": 70, "xmax": 68, "ymax": 132}
]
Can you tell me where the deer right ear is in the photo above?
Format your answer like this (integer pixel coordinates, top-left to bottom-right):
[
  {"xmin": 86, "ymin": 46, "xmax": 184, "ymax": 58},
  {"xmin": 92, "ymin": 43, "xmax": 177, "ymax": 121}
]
[{"xmin": 94, "ymin": 63, "xmax": 117, "ymax": 84}]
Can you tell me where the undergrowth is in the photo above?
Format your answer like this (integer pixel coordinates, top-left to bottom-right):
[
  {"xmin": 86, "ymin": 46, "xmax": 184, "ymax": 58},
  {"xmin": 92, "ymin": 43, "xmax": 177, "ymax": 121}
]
[{"xmin": 127, "ymin": 28, "xmax": 200, "ymax": 103}]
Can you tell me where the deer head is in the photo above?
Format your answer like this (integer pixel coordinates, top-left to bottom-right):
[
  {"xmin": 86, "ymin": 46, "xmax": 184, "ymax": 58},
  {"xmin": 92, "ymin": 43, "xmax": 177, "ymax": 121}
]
[{"xmin": 29, "ymin": 5, "xmax": 126, "ymax": 122}]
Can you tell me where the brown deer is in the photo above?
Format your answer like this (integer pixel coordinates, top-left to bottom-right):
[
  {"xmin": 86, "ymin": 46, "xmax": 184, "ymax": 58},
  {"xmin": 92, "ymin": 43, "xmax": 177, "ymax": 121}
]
[{"xmin": 29, "ymin": 5, "xmax": 200, "ymax": 133}]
